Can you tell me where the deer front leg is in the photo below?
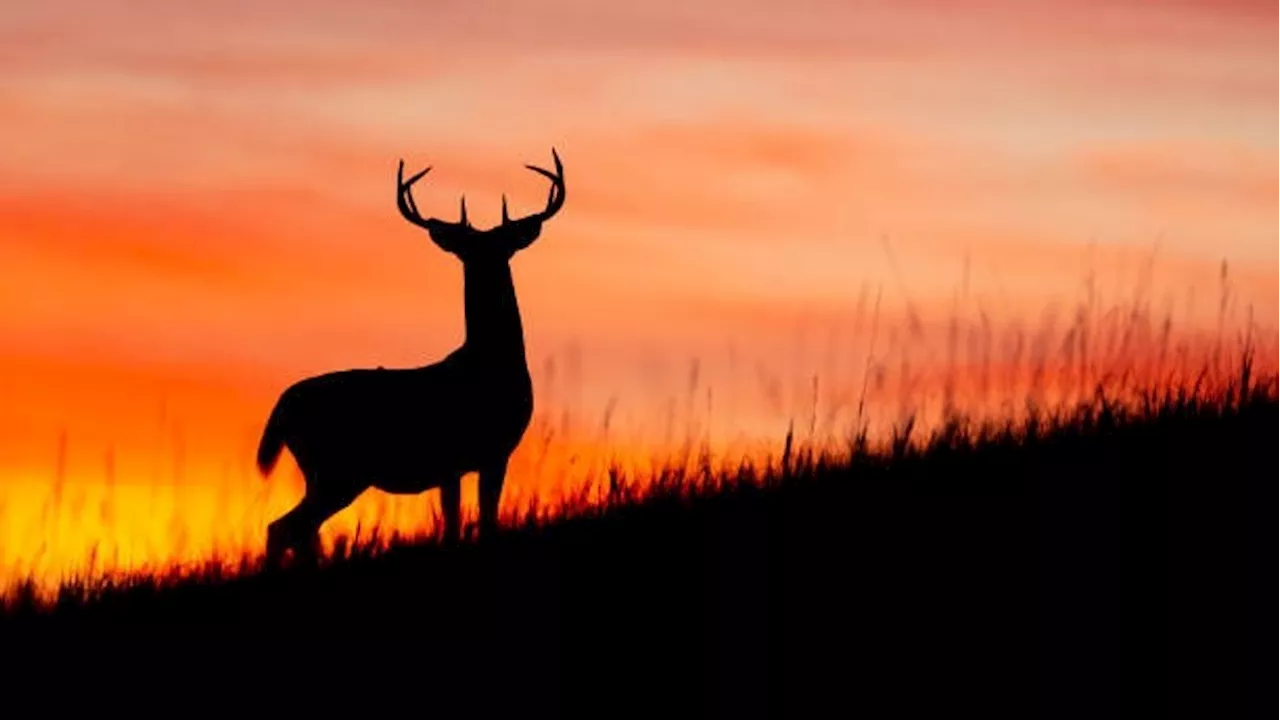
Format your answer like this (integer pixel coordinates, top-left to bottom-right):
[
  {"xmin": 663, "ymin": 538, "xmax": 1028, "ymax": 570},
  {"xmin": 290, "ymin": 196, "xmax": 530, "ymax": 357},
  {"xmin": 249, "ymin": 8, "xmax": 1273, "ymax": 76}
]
[
  {"xmin": 439, "ymin": 477, "xmax": 461, "ymax": 546},
  {"xmin": 478, "ymin": 459, "xmax": 508, "ymax": 541}
]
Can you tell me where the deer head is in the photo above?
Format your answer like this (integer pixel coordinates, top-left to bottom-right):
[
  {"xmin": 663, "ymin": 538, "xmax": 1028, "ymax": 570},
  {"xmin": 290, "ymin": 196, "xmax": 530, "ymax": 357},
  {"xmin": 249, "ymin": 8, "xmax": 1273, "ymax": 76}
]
[{"xmin": 396, "ymin": 148, "xmax": 565, "ymax": 263}]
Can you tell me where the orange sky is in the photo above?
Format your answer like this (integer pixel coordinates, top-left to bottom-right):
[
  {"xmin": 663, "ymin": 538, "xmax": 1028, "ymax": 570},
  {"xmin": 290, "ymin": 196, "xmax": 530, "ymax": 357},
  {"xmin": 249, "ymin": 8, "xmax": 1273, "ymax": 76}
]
[
  {"xmin": 0, "ymin": 0, "xmax": 1276, "ymax": 594},
  {"xmin": 1, "ymin": 0, "xmax": 1276, "ymax": 479}
]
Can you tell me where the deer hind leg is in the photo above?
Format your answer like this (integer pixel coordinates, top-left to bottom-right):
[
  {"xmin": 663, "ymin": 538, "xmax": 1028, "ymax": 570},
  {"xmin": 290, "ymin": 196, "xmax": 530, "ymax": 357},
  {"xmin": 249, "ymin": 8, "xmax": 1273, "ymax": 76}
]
[
  {"xmin": 266, "ymin": 503, "xmax": 307, "ymax": 567},
  {"xmin": 266, "ymin": 480, "xmax": 361, "ymax": 567},
  {"xmin": 477, "ymin": 459, "xmax": 508, "ymax": 542}
]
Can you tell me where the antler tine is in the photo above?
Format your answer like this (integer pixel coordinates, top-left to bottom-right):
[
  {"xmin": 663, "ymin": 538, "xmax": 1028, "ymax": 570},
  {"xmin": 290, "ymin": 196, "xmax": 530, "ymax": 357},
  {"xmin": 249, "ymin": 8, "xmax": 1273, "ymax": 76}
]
[
  {"xmin": 501, "ymin": 194, "xmax": 510, "ymax": 224},
  {"xmin": 459, "ymin": 195, "xmax": 469, "ymax": 227},
  {"xmin": 396, "ymin": 159, "xmax": 434, "ymax": 230},
  {"xmin": 521, "ymin": 147, "xmax": 565, "ymax": 222}
]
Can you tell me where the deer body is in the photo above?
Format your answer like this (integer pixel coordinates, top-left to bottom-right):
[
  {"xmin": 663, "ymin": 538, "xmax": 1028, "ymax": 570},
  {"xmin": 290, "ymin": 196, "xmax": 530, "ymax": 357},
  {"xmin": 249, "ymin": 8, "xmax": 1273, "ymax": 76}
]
[
  {"xmin": 256, "ymin": 149, "xmax": 564, "ymax": 565},
  {"xmin": 263, "ymin": 355, "xmax": 530, "ymax": 494}
]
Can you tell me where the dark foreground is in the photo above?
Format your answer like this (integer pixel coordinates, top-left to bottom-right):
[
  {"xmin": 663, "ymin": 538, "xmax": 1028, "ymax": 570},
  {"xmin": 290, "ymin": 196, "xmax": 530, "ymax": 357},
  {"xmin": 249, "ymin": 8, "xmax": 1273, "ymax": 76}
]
[{"xmin": 2, "ymin": 382, "xmax": 1274, "ymax": 718}]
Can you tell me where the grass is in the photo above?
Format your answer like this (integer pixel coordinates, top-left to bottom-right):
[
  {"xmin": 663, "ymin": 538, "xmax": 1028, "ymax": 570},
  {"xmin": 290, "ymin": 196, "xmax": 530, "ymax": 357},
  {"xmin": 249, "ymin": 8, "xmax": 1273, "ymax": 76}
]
[
  {"xmin": 0, "ymin": 257, "xmax": 1272, "ymax": 715},
  {"xmin": 1, "ymin": 256, "xmax": 1271, "ymax": 592},
  {"xmin": 1, "ymin": 354, "xmax": 1273, "ymax": 718}
]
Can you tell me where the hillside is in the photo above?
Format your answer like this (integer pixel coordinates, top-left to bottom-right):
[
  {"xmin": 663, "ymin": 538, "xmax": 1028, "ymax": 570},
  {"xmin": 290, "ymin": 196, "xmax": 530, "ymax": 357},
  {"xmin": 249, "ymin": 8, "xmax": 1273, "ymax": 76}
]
[{"xmin": 1, "ymin": 377, "xmax": 1274, "ymax": 718}]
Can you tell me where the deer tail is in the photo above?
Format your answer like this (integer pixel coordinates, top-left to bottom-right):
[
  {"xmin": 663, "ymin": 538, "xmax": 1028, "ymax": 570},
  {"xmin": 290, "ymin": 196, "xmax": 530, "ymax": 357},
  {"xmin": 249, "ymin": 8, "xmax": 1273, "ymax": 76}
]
[{"xmin": 256, "ymin": 394, "xmax": 290, "ymax": 478}]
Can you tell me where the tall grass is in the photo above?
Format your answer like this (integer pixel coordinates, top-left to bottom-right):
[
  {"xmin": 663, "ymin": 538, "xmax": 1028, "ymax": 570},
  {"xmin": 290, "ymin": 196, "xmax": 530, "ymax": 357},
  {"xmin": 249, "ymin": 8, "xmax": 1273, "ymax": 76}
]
[
  {"xmin": 5, "ymin": 340, "xmax": 1274, "ymax": 615},
  {"xmin": 0, "ymin": 259, "xmax": 1274, "ymax": 603}
]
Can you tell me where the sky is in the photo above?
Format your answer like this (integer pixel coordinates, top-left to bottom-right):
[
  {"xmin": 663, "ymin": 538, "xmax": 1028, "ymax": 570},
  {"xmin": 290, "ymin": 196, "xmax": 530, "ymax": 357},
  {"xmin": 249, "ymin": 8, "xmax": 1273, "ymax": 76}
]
[{"xmin": 0, "ymin": 0, "xmax": 1275, "ymax": 483}]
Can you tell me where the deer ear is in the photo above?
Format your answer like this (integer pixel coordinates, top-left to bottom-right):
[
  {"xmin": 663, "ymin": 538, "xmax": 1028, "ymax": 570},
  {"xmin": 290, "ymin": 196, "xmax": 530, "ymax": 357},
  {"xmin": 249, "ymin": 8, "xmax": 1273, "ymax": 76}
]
[
  {"xmin": 504, "ymin": 219, "xmax": 543, "ymax": 252},
  {"xmin": 425, "ymin": 220, "xmax": 467, "ymax": 255}
]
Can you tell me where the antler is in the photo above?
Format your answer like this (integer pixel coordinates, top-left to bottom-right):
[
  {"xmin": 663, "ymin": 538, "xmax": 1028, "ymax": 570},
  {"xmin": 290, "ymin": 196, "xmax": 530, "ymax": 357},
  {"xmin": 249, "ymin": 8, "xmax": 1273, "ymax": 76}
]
[
  {"xmin": 397, "ymin": 160, "xmax": 473, "ymax": 230},
  {"xmin": 504, "ymin": 148, "xmax": 565, "ymax": 226},
  {"xmin": 397, "ymin": 148, "xmax": 563, "ymax": 231}
]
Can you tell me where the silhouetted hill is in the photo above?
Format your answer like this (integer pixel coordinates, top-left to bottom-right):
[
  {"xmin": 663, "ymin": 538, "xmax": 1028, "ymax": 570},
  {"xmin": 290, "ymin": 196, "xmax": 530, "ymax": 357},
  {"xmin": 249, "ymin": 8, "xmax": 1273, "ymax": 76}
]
[{"xmin": 2, "ymin": 379, "xmax": 1274, "ymax": 719}]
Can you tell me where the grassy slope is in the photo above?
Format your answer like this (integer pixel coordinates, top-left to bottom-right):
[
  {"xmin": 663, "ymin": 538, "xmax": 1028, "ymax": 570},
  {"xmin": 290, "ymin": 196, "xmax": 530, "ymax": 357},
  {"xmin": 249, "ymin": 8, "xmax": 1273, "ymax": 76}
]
[{"xmin": 1, "ymin": 380, "xmax": 1274, "ymax": 718}]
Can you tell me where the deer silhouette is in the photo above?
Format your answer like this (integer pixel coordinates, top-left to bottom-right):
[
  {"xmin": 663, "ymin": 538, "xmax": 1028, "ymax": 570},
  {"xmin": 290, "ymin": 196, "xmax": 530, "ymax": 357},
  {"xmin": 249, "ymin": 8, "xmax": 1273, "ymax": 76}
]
[{"xmin": 255, "ymin": 148, "xmax": 565, "ymax": 565}]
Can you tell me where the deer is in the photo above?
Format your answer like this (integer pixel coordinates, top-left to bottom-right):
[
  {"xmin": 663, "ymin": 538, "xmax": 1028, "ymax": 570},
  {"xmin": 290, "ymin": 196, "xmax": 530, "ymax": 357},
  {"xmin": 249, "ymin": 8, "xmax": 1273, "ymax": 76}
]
[{"xmin": 254, "ymin": 148, "xmax": 565, "ymax": 566}]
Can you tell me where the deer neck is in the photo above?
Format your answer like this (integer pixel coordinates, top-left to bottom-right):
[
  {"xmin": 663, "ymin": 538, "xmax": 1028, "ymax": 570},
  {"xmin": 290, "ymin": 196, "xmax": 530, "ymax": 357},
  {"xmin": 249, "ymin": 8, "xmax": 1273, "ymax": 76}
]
[{"xmin": 460, "ymin": 260, "xmax": 528, "ymax": 372}]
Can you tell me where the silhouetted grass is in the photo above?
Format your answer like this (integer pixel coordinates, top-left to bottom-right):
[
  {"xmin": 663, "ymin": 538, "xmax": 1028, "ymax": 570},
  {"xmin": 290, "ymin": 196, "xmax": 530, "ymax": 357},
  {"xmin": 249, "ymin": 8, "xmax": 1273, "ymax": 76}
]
[
  {"xmin": 1, "ymin": 359, "xmax": 1273, "ymax": 718},
  {"xmin": 3, "ymin": 257, "xmax": 1272, "ymax": 594}
]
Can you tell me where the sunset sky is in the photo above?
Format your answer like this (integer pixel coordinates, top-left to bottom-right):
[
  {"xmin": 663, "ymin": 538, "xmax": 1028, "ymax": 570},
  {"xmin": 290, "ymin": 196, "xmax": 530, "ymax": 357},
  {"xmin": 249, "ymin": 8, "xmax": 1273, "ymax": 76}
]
[{"xmin": 0, "ymin": 0, "xmax": 1275, "ymax": 485}]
